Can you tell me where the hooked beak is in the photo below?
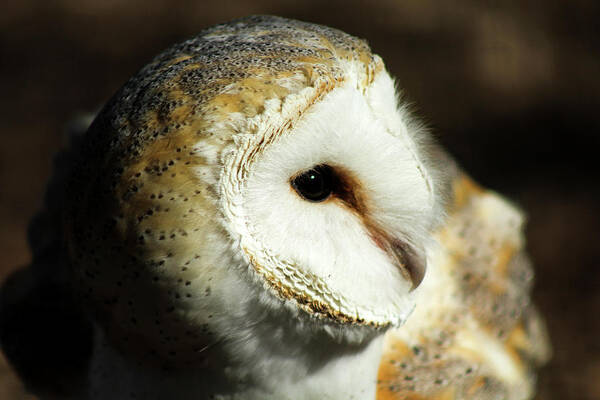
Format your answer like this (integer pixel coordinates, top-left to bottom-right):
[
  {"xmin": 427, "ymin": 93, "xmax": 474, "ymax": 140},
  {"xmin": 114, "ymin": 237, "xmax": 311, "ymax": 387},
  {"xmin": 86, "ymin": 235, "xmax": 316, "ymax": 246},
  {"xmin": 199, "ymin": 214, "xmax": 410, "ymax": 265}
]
[
  {"xmin": 369, "ymin": 227, "xmax": 426, "ymax": 291},
  {"xmin": 322, "ymin": 164, "xmax": 427, "ymax": 290}
]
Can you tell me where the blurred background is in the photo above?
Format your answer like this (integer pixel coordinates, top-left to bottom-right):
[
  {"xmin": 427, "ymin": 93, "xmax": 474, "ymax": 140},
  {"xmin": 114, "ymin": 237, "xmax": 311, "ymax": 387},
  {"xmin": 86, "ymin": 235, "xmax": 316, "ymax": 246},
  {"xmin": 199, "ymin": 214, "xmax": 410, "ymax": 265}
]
[{"xmin": 1, "ymin": 0, "xmax": 598, "ymax": 398}]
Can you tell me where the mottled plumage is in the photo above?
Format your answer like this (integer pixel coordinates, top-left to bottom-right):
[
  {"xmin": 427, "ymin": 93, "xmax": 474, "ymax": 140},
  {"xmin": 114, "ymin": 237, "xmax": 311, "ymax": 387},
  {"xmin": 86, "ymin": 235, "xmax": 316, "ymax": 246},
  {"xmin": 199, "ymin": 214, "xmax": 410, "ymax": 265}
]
[
  {"xmin": 377, "ymin": 175, "xmax": 550, "ymax": 399},
  {"xmin": 0, "ymin": 15, "xmax": 549, "ymax": 399}
]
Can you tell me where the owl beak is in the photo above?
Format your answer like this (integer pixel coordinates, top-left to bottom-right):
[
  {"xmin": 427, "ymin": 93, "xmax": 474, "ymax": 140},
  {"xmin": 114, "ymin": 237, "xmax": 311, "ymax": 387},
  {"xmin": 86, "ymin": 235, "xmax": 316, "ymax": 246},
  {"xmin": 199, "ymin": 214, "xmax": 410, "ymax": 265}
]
[
  {"xmin": 328, "ymin": 166, "xmax": 426, "ymax": 289},
  {"xmin": 389, "ymin": 240, "xmax": 426, "ymax": 291},
  {"xmin": 369, "ymin": 229, "xmax": 426, "ymax": 291}
]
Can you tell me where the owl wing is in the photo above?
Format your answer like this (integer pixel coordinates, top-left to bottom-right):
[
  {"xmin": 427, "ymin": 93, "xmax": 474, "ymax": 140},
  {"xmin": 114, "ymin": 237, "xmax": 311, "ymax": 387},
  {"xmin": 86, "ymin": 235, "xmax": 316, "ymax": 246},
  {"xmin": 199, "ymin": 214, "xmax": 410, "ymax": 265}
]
[
  {"xmin": 376, "ymin": 172, "xmax": 551, "ymax": 400},
  {"xmin": 0, "ymin": 115, "xmax": 96, "ymax": 398}
]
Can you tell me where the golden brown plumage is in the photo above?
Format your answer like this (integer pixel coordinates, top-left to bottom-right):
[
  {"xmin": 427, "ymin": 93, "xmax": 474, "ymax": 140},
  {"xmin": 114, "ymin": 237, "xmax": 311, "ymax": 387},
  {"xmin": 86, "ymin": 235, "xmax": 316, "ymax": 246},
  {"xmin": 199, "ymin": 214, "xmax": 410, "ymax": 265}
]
[{"xmin": 377, "ymin": 174, "xmax": 550, "ymax": 399}]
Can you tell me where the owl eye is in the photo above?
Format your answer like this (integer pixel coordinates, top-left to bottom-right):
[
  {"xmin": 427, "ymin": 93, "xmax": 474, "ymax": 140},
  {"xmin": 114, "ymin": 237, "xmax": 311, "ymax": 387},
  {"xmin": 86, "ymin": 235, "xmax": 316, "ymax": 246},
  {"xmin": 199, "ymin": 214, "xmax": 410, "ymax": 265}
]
[{"xmin": 291, "ymin": 165, "xmax": 334, "ymax": 202}]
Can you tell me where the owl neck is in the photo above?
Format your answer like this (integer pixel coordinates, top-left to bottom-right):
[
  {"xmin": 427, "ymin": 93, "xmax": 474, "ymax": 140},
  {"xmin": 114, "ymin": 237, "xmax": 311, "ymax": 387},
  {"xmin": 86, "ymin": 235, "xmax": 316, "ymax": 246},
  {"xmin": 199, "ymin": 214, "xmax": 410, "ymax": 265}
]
[{"xmin": 88, "ymin": 322, "xmax": 385, "ymax": 400}]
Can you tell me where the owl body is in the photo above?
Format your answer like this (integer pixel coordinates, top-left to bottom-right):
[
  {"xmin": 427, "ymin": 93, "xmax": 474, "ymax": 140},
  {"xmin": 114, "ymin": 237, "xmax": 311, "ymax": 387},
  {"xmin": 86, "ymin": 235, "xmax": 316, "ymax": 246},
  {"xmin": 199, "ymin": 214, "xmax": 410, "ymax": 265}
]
[{"xmin": 0, "ymin": 16, "xmax": 549, "ymax": 399}]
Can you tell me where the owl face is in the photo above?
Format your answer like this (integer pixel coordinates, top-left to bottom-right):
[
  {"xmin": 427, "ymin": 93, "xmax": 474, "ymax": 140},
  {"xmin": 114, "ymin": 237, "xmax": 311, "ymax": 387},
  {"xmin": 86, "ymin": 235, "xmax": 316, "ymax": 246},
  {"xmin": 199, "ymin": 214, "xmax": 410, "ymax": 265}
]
[
  {"xmin": 66, "ymin": 17, "xmax": 446, "ymax": 363},
  {"xmin": 221, "ymin": 72, "xmax": 442, "ymax": 327}
]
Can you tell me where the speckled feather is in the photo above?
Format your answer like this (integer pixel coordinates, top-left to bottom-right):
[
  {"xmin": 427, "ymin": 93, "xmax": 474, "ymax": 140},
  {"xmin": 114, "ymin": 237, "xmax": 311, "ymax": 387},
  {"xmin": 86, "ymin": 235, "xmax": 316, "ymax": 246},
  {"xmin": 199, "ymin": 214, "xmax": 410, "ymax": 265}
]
[{"xmin": 377, "ymin": 175, "xmax": 551, "ymax": 399}]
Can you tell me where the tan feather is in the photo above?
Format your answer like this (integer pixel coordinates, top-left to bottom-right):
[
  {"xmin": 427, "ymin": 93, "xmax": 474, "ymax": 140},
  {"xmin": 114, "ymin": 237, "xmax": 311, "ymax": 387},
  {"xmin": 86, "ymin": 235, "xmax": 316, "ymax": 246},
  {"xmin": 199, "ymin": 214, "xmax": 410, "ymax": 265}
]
[{"xmin": 377, "ymin": 174, "xmax": 551, "ymax": 399}]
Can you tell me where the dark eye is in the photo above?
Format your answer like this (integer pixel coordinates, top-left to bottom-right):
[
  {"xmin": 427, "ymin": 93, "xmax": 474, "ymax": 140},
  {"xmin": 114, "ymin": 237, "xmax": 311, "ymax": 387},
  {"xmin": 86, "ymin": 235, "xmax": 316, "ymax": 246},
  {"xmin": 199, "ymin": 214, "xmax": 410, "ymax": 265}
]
[{"xmin": 291, "ymin": 165, "xmax": 334, "ymax": 202}]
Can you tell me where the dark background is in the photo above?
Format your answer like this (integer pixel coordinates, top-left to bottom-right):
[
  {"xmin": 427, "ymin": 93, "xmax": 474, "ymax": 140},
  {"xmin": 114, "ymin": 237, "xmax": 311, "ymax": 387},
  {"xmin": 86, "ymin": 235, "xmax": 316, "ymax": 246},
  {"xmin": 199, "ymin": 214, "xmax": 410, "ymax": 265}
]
[{"xmin": 1, "ymin": 1, "xmax": 598, "ymax": 398}]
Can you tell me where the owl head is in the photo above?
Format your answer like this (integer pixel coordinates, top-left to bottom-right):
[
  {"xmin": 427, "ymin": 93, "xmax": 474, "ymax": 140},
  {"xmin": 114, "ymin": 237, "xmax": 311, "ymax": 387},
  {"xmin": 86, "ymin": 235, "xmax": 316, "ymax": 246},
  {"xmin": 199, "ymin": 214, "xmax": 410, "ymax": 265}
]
[{"xmin": 65, "ymin": 15, "xmax": 446, "ymax": 363}]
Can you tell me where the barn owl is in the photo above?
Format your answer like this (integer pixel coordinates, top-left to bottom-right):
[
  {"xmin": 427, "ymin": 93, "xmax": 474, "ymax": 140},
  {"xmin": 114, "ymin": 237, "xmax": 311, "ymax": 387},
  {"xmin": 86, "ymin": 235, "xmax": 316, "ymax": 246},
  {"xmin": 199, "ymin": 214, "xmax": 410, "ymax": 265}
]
[{"xmin": 0, "ymin": 15, "xmax": 550, "ymax": 400}]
